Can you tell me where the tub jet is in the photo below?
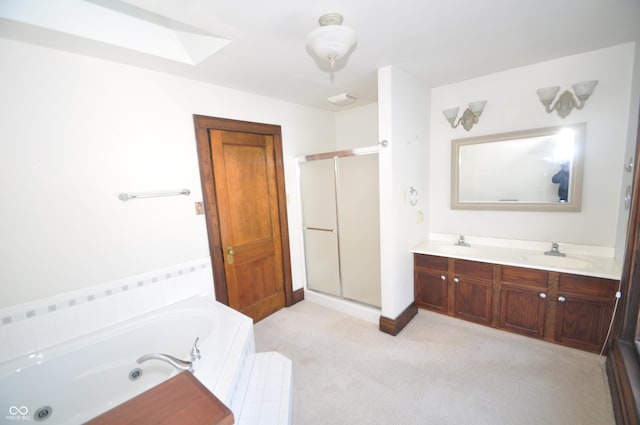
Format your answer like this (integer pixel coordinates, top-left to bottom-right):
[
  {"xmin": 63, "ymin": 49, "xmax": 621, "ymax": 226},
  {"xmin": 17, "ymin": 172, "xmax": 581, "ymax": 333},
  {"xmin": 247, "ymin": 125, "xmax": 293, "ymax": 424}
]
[
  {"xmin": 34, "ymin": 406, "xmax": 53, "ymax": 421},
  {"xmin": 129, "ymin": 368, "xmax": 143, "ymax": 381}
]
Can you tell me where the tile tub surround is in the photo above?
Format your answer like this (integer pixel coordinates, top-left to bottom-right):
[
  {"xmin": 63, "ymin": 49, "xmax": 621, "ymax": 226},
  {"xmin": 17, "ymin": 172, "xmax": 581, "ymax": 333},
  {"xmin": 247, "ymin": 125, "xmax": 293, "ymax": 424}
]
[
  {"xmin": 415, "ymin": 234, "xmax": 622, "ymax": 279},
  {"xmin": 0, "ymin": 257, "xmax": 215, "ymax": 364}
]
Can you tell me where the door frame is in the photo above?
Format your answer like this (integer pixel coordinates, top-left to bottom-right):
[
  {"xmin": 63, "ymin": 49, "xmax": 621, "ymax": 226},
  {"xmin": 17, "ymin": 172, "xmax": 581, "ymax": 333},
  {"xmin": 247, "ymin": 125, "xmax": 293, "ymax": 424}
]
[{"xmin": 193, "ymin": 115, "xmax": 294, "ymax": 307}]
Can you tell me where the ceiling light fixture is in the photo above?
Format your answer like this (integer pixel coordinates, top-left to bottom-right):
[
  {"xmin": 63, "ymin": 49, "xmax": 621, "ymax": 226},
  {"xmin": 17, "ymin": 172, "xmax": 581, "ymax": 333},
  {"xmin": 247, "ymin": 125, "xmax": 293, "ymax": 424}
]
[
  {"xmin": 305, "ymin": 13, "xmax": 356, "ymax": 70},
  {"xmin": 442, "ymin": 101, "xmax": 487, "ymax": 131},
  {"xmin": 536, "ymin": 80, "xmax": 598, "ymax": 119}
]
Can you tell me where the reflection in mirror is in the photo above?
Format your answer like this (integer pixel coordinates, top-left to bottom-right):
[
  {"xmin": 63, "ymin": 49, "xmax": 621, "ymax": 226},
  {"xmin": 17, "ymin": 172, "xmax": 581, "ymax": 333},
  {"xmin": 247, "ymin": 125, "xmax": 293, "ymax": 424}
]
[{"xmin": 451, "ymin": 123, "xmax": 585, "ymax": 211}]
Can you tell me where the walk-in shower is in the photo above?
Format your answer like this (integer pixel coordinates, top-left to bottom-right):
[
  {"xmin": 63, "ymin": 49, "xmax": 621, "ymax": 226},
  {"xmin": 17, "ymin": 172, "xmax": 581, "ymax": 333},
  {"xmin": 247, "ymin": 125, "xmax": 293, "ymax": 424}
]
[{"xmin": 298, "ymin": 147, "xmax": 381, "ymax": 308}]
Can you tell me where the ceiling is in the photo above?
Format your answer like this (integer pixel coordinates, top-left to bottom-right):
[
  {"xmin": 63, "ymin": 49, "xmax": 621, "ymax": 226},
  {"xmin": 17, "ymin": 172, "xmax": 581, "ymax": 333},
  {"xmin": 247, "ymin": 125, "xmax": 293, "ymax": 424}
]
[{"xmin": 1, "ymin": 0, "xmax": 640, "ymax": 111}]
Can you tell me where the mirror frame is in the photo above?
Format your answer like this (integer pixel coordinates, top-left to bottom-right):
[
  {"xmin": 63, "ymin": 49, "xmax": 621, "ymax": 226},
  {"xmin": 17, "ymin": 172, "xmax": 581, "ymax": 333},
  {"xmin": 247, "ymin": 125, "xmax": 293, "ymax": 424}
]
[{"xmin": 451, "ymin": 123, "xmax": 586, "ymax": 212}]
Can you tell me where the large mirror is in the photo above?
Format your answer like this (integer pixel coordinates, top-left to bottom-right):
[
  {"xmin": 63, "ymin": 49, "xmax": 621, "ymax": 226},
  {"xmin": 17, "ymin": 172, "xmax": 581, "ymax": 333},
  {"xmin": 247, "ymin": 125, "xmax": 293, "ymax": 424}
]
[{"xmin": 451, "ymin": 123, "xmax": 585, "ymax": 211}]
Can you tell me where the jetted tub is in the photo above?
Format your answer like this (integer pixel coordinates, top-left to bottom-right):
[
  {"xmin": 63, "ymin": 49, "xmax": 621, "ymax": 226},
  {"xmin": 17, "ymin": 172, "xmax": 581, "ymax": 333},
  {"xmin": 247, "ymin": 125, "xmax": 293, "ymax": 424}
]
[{"xmin": 0, "ymin": 296, "xmax": 254, "ymax": 424}]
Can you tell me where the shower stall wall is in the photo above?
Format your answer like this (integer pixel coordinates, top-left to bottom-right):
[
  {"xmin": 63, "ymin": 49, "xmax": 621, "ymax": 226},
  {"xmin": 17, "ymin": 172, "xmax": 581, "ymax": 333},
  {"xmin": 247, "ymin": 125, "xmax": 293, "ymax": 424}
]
[{"xmin": 298, "ymin": 147, "xmax": 381, "ymax": 308}]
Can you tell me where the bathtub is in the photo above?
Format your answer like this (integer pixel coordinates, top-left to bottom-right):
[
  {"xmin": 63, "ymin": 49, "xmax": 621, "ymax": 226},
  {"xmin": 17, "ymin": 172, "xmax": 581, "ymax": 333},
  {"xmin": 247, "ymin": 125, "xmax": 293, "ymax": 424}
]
[{"xmin": 0, "ymin": 296, "xmax": 254, "ymax": 424}]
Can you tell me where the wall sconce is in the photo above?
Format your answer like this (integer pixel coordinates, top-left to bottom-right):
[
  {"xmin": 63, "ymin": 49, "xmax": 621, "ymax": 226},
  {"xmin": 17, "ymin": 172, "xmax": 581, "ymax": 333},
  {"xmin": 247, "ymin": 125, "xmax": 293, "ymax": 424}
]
[
  {"xmin": 442, "ymin": 101, "xmax": 487, "ymax": 131},
  {"xmin": 536, "ymin": 80, "xmax": 598, "ymax": 119}
]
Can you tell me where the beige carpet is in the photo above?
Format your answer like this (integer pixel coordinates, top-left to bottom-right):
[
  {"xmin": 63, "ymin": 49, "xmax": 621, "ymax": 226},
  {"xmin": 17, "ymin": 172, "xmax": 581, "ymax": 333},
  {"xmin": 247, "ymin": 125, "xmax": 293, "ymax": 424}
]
[{"xmin": 253, "ymin": 300, "xmax": 615, "ymax": 425}]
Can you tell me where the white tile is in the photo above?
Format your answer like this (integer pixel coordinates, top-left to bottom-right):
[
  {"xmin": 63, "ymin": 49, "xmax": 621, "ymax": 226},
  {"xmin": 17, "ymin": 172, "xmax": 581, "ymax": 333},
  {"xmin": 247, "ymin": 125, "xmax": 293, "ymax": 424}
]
[
  {"xmin": 53, "ymin": 307, "xmax": 79, "ymax": 342},
  {"xmin": 244, "ymin": 388, "xmax": 263, "ymax": 403},
  {"xmin": 262, "ymin": 385, "xmax": 281, "ymax": 402},
  {"xmin": 32, "ymin": 315, "xmax": 60, "ymax": 350},
  {"xmin": 7, "ymin": 330, "xmax": 38, "ymax": 358},
  {"xmin": 260, "ymin": 401, "xmax": 280, "ymax": 417},
  {"xmin": 238, "ymin": 417, "xmax": 259, "ymax": 425},
  {"xmin": 257, "ymin": 415, "xmax": 279, "ymax": 425},
  {"xmin": 0, "ymin": 325, "xmax": 12, "ymax": 362},
  {"xmin": 240, "ymin": 402, "xmax": 261, "ymax": 419}
]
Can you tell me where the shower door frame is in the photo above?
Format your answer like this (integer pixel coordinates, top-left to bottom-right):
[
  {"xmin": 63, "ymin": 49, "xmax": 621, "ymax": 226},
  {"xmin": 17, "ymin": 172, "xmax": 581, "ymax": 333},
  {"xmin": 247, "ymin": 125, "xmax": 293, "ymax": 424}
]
[{"xmin": 298, "ymin": 145, "xmax": 380, "ymax": 307}]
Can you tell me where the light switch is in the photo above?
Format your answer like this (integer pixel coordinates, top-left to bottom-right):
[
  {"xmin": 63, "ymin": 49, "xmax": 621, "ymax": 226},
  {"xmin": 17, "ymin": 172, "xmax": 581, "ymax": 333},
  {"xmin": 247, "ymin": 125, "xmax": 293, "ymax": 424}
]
[{"xmin": 195, "ymin": 202, "xmax": 205, "ymax": 215}]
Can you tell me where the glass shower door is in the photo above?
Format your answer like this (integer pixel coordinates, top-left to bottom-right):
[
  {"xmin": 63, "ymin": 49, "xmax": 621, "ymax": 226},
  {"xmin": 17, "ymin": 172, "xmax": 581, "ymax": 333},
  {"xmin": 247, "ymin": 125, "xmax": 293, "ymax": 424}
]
[
  {"xmin": 299, "ymin": 158, "xmax": 341, "ymax": 296},
  {"xmin": 337, "ymin": 153, "xmax": 380, "ymax": 307}
]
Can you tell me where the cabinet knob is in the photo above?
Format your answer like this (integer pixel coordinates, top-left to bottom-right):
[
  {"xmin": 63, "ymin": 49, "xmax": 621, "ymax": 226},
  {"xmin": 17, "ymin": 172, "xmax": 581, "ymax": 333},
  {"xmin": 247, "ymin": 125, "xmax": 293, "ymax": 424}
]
[
  {"xmin": 453, "ymin": 277, "xmax": 460, "ymax": 283},
  {"xmin": 539, "ymin": 292, "xmax": 547, "ymax": 299},
  {"xmin": 440, "ymin": 275, "xmax": 446, "ymax": 281},
  {"xmin": 558, "ymin": 296, "xmax": 566, "ymax": 302}
]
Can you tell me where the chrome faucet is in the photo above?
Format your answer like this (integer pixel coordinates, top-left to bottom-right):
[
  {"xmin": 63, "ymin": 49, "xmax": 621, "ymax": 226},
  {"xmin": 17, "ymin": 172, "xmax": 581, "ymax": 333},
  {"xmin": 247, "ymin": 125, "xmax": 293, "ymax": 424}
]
[
  {"xmin": 191, "ymin": 337, "xmax": 201, "ymax": 361},
  {"xmin": 137, "ymin": 353, "xmax": 193, "ymax": 373},
  {"xmin": 544, "ymin": 242, "xmax": 566, "ymax": 257},
  {"xmin": 137, "ymin": 337, "xmax": 201, "ymax": 373},
  {"xmin": 455, "ymin": 235, "xmax": 471, "ymax": 247}
]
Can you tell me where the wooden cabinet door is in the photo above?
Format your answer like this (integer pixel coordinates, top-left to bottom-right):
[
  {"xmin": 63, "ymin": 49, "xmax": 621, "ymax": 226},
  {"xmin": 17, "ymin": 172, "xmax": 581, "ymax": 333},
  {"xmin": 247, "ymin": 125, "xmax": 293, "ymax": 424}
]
[
  {"xmin": 499, "ymin": 284, "xmax": 547, "ymax": 338},
  {"xmin": 452, "ymin": 259, "xmax": 493, "ymax": 325},
  {"xmin": 555, "ymin": 294, "xmax": 613, "ymax": 352},
  {"xmin": 414, "ymin": 254, "xmax": 449, "ymax": 313},
  {"xmin": 453, "ymin": 276, "xmax": 493, "ymax": 324},
  {"xmin": 499, "ymin": 266, "xmax": 548, "ymax": 338},
  {"xmin": 415, "ymin": 268, "xmax": 448, "ymax": 312},
  {"xmin": 555, "ymin": 273, "xmax": 617, "ymax": 352}
]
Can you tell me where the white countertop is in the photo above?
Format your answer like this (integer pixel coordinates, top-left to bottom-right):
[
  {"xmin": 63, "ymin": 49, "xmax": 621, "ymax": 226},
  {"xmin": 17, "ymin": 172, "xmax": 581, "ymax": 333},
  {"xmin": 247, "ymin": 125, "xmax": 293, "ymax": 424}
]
[{"xmin": 412, "ymin": 238, "xmax": 622, "ymax": 280}]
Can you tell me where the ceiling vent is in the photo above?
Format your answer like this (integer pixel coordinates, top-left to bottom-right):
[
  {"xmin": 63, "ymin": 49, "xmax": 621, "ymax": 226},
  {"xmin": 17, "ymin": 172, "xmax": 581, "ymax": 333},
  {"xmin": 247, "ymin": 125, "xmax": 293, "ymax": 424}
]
[{"xmin": 327, "ymin": 93, "xmax": 357, "ymax": 106}]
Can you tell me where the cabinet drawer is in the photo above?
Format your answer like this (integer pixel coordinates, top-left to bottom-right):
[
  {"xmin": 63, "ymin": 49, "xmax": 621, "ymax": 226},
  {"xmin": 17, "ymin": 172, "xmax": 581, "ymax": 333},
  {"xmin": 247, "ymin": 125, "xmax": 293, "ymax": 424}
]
[
  {"xmin": 453, "ymin": 259, "xmax": 493, "ymax": 280},
  {"xmin": 501, "ymin": 266, "xmax": 548, "ymax": 289},
  {"xmin": 558, "ymin": 274, "xmax": 617, "ymax": 299},
  {"xmin": 414, "ymin": 254, "xmax": 448, "ymax": 271}
]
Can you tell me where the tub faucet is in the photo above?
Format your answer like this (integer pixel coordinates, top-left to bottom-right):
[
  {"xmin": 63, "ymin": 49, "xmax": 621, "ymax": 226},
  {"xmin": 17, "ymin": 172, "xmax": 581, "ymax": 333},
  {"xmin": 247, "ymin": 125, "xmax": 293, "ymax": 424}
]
[
  {"xmin": 191, "ymin": 337, "xmax": 201, "ymax": 362},
  {"xmin": 544, "ymin": 242, "xmax": 566, "ymax": 257},
  {"xmin": 137, "ymin": 353, "xmax": 193, "ymax": 373},
  {"xmin": 455, "ymin": 235, "xmax": 471, "ymax": 247}
]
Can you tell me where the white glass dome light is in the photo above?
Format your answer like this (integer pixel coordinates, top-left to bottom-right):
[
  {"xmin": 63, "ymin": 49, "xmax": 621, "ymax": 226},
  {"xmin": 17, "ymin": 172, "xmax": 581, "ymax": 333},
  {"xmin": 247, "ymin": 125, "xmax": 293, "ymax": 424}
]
[{"xmin": 305, "ymin": 13, "xmax": 357, "ymax": 69}]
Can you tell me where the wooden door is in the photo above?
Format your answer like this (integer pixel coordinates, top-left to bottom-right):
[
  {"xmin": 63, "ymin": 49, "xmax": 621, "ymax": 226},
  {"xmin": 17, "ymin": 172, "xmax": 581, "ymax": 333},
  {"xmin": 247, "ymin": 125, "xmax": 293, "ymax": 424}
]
[{"xmin": 193, "ymin": 116, "xmax": 293, "ymax": 322}]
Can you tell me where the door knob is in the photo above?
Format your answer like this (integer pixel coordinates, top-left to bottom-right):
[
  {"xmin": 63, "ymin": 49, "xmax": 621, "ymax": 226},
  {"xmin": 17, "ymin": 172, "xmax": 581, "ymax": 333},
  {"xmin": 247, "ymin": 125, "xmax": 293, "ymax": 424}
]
[{"xmin": 226, "ymin": 246, "xmax": 235, "ymax": 265}]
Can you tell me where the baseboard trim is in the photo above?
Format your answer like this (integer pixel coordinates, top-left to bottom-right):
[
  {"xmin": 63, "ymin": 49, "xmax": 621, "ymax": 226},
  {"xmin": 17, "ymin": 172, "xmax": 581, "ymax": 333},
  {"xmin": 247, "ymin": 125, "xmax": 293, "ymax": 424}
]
[
  {"xmin": 291, "ymin": 288, "xmax": 305, "ymax": 305},
  {"xmin": 379, "ymin": 302, "xmax": 418, "ymax": 336}
]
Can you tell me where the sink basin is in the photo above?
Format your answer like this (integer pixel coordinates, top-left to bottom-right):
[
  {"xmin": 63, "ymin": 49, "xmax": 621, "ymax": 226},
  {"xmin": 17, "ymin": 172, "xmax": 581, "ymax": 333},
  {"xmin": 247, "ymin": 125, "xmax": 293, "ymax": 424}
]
[
  {"xmin": 524, "ymin": 254, "xmax": 592, "ymax": 269},
  {"xmin": 435, "ymin": 245, "xmax": 482, "ymax": 256}
]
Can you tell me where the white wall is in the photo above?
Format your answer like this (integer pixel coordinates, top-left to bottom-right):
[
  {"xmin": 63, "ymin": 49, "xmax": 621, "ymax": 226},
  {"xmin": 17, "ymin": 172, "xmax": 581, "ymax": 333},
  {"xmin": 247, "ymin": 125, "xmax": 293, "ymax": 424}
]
[
  {"xmin": 0, "ymin": 38, "xmax": 335, "ymax": 308},
  {"xmin": 378, "ymin": 66, "xmax": 430, "ymax": 319},
  {"xmin": 429, "ymin": 43, "xmax": 636, "ymax": 248},
  {"xmin": 335, "ymin": 103, "xmax": 379, "ymax": 150}
]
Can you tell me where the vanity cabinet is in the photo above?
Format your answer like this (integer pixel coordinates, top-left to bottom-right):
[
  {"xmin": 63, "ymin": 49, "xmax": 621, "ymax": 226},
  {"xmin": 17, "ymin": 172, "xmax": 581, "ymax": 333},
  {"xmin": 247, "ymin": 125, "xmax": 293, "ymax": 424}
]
[
  {"xmin": 451, "ymin": 259, "xmax": 493, "ymax": 325},
  {"xmin": 414, "ymin": 254, "xmax": 494, "ymax": 325},
  {"xmin": 498, "ymin": 266, "xmax": 549, "ymax": 338},
  {"xmin": 555, "ymin": 273, "xmax": 617, "ymax": 352},
  {"xmin": 413, "ymin": 253, "xmax": 619, "ymax": 353}
]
